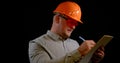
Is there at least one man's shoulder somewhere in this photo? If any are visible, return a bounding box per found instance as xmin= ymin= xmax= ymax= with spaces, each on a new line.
xmin=32 ymin=34 xmax=47 ymax=41
xmin=29 ymin=33 xmax=48 ymax=45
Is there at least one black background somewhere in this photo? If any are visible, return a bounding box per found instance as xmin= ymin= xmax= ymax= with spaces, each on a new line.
xmin=24 ymin=0 xmax=120 ymax=63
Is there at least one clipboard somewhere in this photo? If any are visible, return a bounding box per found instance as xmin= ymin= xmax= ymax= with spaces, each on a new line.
xmin=79 ymin=35 xmax=113 ymax=63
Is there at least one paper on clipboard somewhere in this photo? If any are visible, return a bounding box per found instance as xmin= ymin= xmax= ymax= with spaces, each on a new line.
xmin=79 ymin=35 xmax=113 ymax=63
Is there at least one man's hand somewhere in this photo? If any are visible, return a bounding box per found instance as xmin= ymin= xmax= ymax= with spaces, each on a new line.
xmin=91 ymin=46 xmax=105 ymax=63
xmin=78 ymin=40 xmax=96 ymax=56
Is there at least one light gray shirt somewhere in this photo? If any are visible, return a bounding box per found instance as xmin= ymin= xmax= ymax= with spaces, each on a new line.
xmin=28 ymin=30 xmax=83 ymax=63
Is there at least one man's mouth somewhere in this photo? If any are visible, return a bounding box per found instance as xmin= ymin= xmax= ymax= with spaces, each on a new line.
xmin=67 ymin=29 xmax=73 ymax=33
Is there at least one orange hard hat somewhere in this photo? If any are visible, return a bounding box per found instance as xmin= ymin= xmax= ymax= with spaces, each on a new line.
xmin=53 ymin=1 xmax=83 ymax=23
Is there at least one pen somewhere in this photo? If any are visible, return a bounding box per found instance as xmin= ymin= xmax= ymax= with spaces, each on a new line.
xmin=79 ymin=36 xmax=85 ymax=41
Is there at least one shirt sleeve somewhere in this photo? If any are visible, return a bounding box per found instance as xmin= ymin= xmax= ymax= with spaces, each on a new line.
xmin=65 ymin=49 xmax=83 ymax=63
xmin=29 ymin=41 xmax=83 ymax=63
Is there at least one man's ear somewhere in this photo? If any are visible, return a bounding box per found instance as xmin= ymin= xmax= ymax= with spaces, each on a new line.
xmin=54 ymin=14 xmax=60 ymax=23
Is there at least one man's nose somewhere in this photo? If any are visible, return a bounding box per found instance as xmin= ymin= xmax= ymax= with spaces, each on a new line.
xmin=69 ymin=24 xmax=76 ymax=29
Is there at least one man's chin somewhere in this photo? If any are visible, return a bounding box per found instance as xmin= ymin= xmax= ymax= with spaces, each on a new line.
xmin=62 ymin=34 xmax=70 ymax=39
xmin=66 ymin=33 xmax=71 ymax=38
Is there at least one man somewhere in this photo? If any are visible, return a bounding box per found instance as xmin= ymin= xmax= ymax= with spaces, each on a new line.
xmin=28 ymin=1 xmax=104 ymax=63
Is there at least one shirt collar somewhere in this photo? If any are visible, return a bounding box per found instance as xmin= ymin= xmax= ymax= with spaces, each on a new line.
xmin=46 ymin=30 xmax=64 ymax=41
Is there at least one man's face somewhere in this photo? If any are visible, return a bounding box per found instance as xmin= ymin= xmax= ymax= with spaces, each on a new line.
xmin=58 ymin=15 xmax=78 ymax=38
